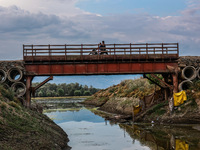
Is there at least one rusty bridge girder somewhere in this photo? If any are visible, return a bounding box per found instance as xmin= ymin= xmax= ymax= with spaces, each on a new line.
xmin=25 ymin=62 xmax=178 ymax=76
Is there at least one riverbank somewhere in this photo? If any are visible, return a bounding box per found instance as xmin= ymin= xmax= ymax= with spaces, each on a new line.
xmin=82 ymin=78 xmax=200 ymax=124
xmin=39 ymin=96 xmax=200 ymax=150
xmin=32 ymin=96 xmax=90 ymax=100
xmin=0 ymin=86 xmax=71 ymax=150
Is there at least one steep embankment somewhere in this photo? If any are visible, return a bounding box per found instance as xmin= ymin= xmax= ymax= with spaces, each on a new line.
xmin=83 ymin=78 xmax=156 ymax=117
xmin=0 ymin=86 xmax=70 ymax=150
xmin=83 ymin=78 xmax=200 ymax=124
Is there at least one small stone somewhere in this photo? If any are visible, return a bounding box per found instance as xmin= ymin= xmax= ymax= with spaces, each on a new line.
xmin=178 ymin=107 xmax=181 ymax=111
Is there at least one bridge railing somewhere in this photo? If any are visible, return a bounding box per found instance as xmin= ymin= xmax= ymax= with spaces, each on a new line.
xmin=23 ymin=43 xmax=179 ymax=61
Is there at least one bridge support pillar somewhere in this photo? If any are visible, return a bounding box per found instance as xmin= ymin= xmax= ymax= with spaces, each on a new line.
xmin=164 ymin=88 xmax=169 ymax=101
xmin=25 ymin=76 xmax=34 ymax=107
xmin=172 ymin=74 xmax=178 ymax=93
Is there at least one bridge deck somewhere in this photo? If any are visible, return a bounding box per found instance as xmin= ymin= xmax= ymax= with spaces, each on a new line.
xmin=24 ymin=54 xmax=178 ymax=63
xmin=23 ymin=43 xmax=179 ymax=75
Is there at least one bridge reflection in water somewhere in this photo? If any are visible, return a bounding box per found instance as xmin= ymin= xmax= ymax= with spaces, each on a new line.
xmin=119 ymin=124 xmax=200 ymax=150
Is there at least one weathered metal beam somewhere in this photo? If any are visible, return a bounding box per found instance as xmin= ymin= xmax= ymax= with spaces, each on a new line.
xmin=32 ymin=76 xmax=53 ymax=97
xmin=150 ymin=74 xmax=173 ymax=90
xmin=25 ymin=76 xmax=34 ymax=107
xmin=172 ymin=74 xmax=178 ymax=93
xmin=143 ymin=74 xmax=166 ymax=89
xmin=25 ymin=62 xmax=178 ymax=76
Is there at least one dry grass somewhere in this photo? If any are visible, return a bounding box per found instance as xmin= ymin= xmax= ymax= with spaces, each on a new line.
xmin=94 ymin=78 xmax=155 ymax=100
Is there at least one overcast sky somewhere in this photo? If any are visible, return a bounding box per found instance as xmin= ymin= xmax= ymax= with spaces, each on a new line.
xmin=1 ymin=0 xmax=200 ymax=88
xmin=0 ymin=0 xmax=200 ymax=60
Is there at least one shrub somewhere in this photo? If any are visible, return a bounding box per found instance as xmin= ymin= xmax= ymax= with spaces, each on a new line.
xmin=8 ymin=101 xmax=21 ymax=110
xmin=146 ymin=74 xmax=163 ymax=85
xmin=120 ymin=80 xmax=126 ymax=86
xmin=109 ymin=87 xmax=115 ymax=93
xmin=147 ymin=101 xmax=168 ymax=115
xmin=0 ymin=86 xmax=15 ymax=101
xmin=83 ymin=91 xmax=91 ymax=96
xmin=58 ymin=88 xmax=65 ymax=96
xmin=0 ymin=102 xmax=7 ymax=110
xmin=74 ymin=90 xmax=81 ymax=96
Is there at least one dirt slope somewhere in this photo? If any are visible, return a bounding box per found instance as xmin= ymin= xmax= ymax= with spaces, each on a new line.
xmin=0 ymin=86 xmax=71 ymax=150
xmin=83 ymin=78 xmax=200 ymax=124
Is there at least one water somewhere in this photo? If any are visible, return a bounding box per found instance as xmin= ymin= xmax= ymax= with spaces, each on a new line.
xmin=36 ymin=98 xmax=200 ymax=150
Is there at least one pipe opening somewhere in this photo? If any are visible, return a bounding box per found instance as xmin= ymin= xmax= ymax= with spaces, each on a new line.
xmin=181 ymin=66 xmax=197 ymax=80
xmin=0 ymin=69 xmax=7 ymax=83
xmin=178 ymin=80 xmax=193 ymax=91
xmin=8 ymin=67 xmax=23 ymax=82
xmin=11 ymin=82 xmax=26 ymax=97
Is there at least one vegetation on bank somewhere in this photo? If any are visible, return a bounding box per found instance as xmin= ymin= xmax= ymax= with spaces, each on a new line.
xmin=83 ymin=78 xmax=157 ymax=114
xmin=88 ymin=78 xmax=156 ymax=100
xmin=0 ymin=85 xmax=70 ymax=150
xmin=83 ymin=78 xmax=200 ymax=124
xmin=32 ymin=82 xmax=100 ymax=97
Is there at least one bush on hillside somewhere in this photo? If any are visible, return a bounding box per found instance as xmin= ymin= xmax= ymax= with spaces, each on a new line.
xmin=0 ymin=85 xmax=18 ymax=103
xmin=93 ymin=78 xmax=156 ymax=100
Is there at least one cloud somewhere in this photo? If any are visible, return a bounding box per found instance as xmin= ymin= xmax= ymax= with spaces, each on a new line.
xmin=0 ymin=0 xmax=85 ymax=16
xmin=0 ymin=0 xmax=200 ymax=60
xmin=0 ymin=6 xmax=60 ymax=34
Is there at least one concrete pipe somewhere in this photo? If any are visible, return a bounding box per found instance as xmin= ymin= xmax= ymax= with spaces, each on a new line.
xmin=2 ymin=83 xmax=10 ymax=89
xmin=178 ymin=80 xmax=193 ymax=91
xmin=11 ymin=82 xmax=26 ymax=97
xmin=0 ymin=69 xmax=7 ymax=83
xmin=181 ymin=66 xmax=197 ymax=80
xmin=197 ymin=68 xmax=200 ymax=79
xmin=8 ymin=67 xmax=23 ymax=82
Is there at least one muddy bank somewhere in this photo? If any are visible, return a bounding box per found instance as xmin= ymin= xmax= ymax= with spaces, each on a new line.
xmin=0 ymin=86 xmax=71 ymax=150
xmin=82 ymin=78 xmax=200 ymax=124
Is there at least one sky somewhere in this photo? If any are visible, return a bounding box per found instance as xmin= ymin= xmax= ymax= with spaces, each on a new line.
xmin=0 ymin=0 xmax=200 ymax=88
xmin=33 ymin=75 xmax=141 ymax=89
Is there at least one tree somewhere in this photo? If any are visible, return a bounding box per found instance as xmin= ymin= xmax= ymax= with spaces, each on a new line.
xmin=38 ymin=91 xmax=44 ymax=97
xmin=46 ymin=89 xmax=52 ymax=97
xmin=69 ymin=89 xmax=75 ymax=96
xmin=46 ymin=92 xmax=51 ymax=97
xmin=51 ymin=90 xmax=57 ymax=97
xmin=83 ymin=91 xmax=91 ymax=96
xmin=58 ymin=88 xmax=64 ymax=96
xmin=74 ymin=90 xmax=81 ymax=96
xmin=32 ymin=82 xmax=100 ymax=97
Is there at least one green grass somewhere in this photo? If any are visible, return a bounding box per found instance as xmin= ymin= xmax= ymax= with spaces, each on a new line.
xmin=99 ymin=96 xmax=109 ymax=102
xmin=120 ymin=99 xmax=133 ymax=107
xmin=154 ymin=109 xmax=166 ymax=115
xmin=0 ymin=85 xmax=15 ymax=101
xmin=0 ymin=145 xmax=13 ymax=150
xmin=0 ymin=101 xmax=7 ymax=110
xmin=84 ymin=96 xmax=94 ymax=101
xmin=109 ymin=87 xmax=115 ymax=93
xmin=147 ymin=101 xmax=168 ymax=115
xmin=8 ymin=101 xmax=21 ymax=110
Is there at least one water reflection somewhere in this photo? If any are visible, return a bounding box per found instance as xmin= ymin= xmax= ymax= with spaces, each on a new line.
xmin=36 ymin=97 xmax=85 ymax=110
xmin=119 ymin=124 xmax=200 ymax=150
xmin=37 ymin=98 xmax=200 ymax=150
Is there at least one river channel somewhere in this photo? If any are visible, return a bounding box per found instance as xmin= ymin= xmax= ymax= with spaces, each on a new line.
xmin=35 ymin=98 xmax=200 ymax=150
